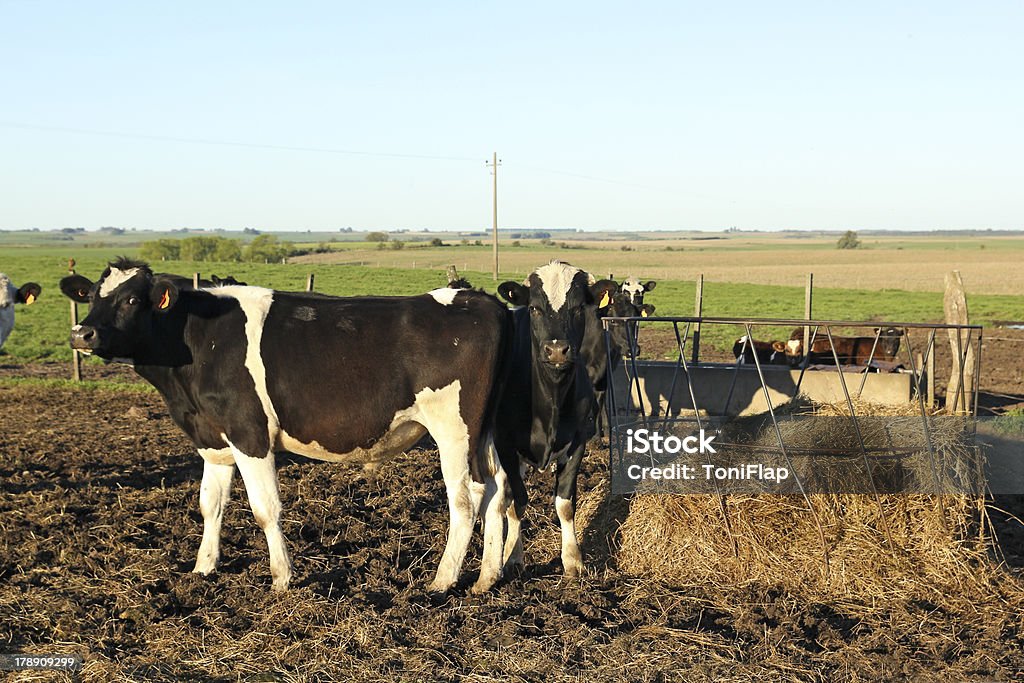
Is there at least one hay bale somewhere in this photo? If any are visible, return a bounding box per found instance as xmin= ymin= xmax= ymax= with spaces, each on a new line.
xmin=609 ymin=400 xmax=1007 ymax=600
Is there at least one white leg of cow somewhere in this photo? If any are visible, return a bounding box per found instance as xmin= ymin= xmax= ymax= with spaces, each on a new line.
xmin=193 ymin=458 xmax=236 ymax=576
xmin=556 ymin=495 xmax=584 ymax=577
xmin=429 ymin=439 xmax=477 ymax=594
xmin=503 ymin=460 xmax=528 ymax=569
xmin=230 ymin=446 xmax=292 ymax=591
xmin=472 ymin=438 xmax=507 ymax=594
xmin=502 ymin=498 xmax=524 ymax=568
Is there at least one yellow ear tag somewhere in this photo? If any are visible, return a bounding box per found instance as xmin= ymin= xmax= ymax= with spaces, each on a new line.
xmin=25 ymin=293 xmax=35 ymax=305
xmin=158 ymin=290 xmax=171 ymax=309
xmin=641 ymin=309 xmax=649 ymax=317
xmin=599 ymin=291 xmax=610 ymax=308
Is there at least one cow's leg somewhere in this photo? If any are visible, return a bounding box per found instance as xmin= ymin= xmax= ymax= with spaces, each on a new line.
xmin=472 ymin=435 xmax=507 ymax=593
xmin=193 ymin=454 xmax=235 ymax=576
xmin=502 ymin=461 xmax=529 ymax=570
xmin=554 ymin=440 xmax=586 ymax=577
xmin=429 ymin=434 xmax=477 ymax=593
xmin=229 ymin=446 xmax=292 ymax=591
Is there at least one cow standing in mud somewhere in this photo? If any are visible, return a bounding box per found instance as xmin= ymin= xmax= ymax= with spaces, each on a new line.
xmin=61 ymin=259 xmax=510 ymax=593
xmin=495 ymin=260 xmax=613 ymax=577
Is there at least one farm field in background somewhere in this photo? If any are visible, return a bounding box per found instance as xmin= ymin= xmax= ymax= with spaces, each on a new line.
xmin=2 ymin=239 xmax=1024 ymax=364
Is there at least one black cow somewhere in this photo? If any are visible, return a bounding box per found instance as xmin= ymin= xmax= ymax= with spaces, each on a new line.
xmin=495 ymin=260 xmax=607 ymax=577
xmin=731 ymin=336 xmax=789 ymax=366
xmin=60 ymin=259 xmax=510 ymax=593
xmin=0 ymin=273 xmax=41 ymax=351
xmin=590 ymin=283 xmax=655 ymax=438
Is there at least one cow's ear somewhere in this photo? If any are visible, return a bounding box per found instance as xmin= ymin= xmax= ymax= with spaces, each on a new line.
xmin=150 ymin=279 xmax=180 ymax=313
xmin=641 ymin=304 xmax=656 ymax=318
xmin=59 ymin=275 xmax=93 ymax=303
xmin=498 ymin=281 xmax=528 ymax=306
xmin=590 ymin=279 xmax=619 ymax=310
xmin=644 ymin=281 xmax=657 ymax=292
xmin=772 ymin=341 xmax=787 ymax=352
xmin=16 ymin=282 xmax=42 ymax=305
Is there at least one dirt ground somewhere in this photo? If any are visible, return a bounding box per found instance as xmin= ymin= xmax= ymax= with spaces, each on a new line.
xmin=1 ymin=383 xmax=1023 ymax=682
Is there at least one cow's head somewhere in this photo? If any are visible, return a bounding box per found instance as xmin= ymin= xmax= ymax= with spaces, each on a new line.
xmin=59 ymin=259 xmax=180 ymax=360
xmin=602 ymin=290 xmax=653 ymax=360
xmin=621 ymin=277 xmax=656 ymax=305
xmin=15 ymin=282 xmax=41 ymax=306
xmin=0 ymin=275 xmax=41 ymax=308
xmin=499 ymin=260 xmax=597 ymax=373
xmin=875 ymin=327 xmax=904 ymax=358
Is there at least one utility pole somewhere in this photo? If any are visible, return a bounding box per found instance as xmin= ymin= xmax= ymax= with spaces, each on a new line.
xmin=486 ymin=152 xmax=501 ymax=280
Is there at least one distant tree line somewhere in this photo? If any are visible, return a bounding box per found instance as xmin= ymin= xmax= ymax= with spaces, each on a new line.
xmin=139 ymin=235 xmax=298 ymax=263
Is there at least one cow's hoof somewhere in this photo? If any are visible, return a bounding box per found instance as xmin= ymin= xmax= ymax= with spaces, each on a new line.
xmin=470 ymin=572 xmax=501 ymax=594
xmin=427 ymin=578 xmax=454 ymax=595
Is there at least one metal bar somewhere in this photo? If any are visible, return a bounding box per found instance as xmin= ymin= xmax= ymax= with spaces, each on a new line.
xmin=691 ymin=274 xmax=703 ymax=365
xmin=603 ymin=315 xmax=981 ymax=331
xmin=794 ymin=325 xmax=820 ymax=396
xmin=855 ymin=327 xmax=883 ymax=398
xmin=823 ymin=325 xmax=896 ymax=551
xmin=745 ymin=322 xmax=830 ymax=572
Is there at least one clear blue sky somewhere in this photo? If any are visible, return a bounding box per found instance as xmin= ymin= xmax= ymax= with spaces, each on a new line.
xmin=1 ymin=1 xmax=1021 ymax=231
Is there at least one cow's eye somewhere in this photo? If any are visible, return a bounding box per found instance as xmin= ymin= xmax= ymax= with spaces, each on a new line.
xmin=128 ymin=296 xmax=140 ymax=306
xmin=529 ymin=306 xmax=542 ymax=317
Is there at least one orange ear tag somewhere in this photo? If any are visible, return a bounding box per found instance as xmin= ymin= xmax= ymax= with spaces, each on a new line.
xmin=158 ymin=290 xmax=171 ymax=309
xmin=599 ymin=291 xmax=610 ymax=308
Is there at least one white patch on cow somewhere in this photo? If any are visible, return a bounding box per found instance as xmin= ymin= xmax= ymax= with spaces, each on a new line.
xmin=786 ymin=339 xmax=802 ymax=355
xmin=621 ymin=277 xmax=645 ymax=301
xmin=198 ymin=447 xmax=235 ymax=466
xmin=221 ymin=433 xmax=292 ymax=590
xmin=428 ymin=287 xmax=460 ymax=306
xmin=0 ymin=276 xmax=15 ymax=349
xmin=534 ymin=260 xmax=583 ymax=312
xmin=0 ymin=274 xmax=13 ymax=308
xmin=472 ymin=432 xmax=507 ymax=594
xmin=0 ymin=307 xmax=12 ymax=350
xmin=193 ymin=458 xmax=236 ymax=575
xmin=99 ymin=267 xmax=140 ymax=298
xmin=207 ymin=286 xmax=280 ymax=446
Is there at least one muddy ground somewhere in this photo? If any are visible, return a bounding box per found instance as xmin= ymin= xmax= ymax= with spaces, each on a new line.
xmin=1 ymin=383 xmax=1023 ymax=682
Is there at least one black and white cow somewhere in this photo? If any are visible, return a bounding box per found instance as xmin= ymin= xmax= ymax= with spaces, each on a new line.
xmin=620 ymin=276 xmax=656 ymax=306
xmin=495 ymin=260 xmax=609 ymax=577
xmin=588 ymin=282 xmax=655 ymax=439
xmin=0 ymin=273 xmax=41 ymax=351
xmin=60 ymin=259 xmax=511 ymax=593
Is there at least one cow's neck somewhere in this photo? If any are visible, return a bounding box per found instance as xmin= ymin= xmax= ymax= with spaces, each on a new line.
xmin=529 ymin=358 xmax=581 ymax=469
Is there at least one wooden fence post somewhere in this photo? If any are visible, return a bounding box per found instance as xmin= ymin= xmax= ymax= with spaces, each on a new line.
xmin=193 ymin=272 xmax=200 ymax=289
xmin=944 ymin=271 xmax=975 ymax=414
xmin=306 ymin=273 xmax=315 ymax=292
xmin=804 ymin=273 xmax=814 ymax=358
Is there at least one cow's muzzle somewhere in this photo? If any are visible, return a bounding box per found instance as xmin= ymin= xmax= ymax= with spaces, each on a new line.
xmin=69 ymin=324 xmax=100 ymax=353
xmin=542 ymin=340 xmax=574 ymax=369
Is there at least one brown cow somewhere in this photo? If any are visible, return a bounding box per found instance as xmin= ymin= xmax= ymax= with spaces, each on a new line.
xmin=783 ymin=327 xmax=904 ymax=366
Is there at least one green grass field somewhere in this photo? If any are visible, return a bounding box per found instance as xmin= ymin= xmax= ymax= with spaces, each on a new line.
xmin=2 ymin=237 xmax=1024 ymax=368
xmin=3 ymin=241 xmax=1023 ymax=365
